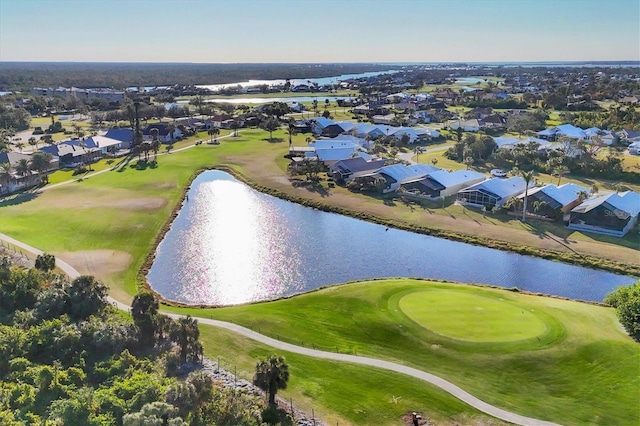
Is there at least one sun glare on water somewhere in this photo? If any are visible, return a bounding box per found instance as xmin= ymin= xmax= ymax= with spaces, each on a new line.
xmin=175 ymin=179 xmax=301 ymax=305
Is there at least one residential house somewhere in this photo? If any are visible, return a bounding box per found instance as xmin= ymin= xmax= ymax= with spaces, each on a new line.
xmin=374 ymin=163 xmax=440 ymax=193
xmin=519 ymin=183 xmax=588 ymax=220
xmin=372 ymin=114 xmax=396 ymax=125
xmin=482 ymin=113 xmax=507 ymax=129
xmin=493 ymin=136 xmax=552 ymax=150
xmin=73 ymin=136 xmax=123 ymax=155
xmin=0 ymin=152 xmax=58 ymax=195
xmin=329 ymin=157 xmax=386 ymax=183
xmin=401 ymin=169 xmax=485 ymax=199
xmin=321 ymin=121 xmax=357 ymax=138
xmin=465 ymin=107 xmax=494 ymax=119
xmin=456 ymin=176 xmax=528 ymax=210
xmin=352 ymin=104 xmax=371 ymax=115
xmin=449 ymin=119 xmax=483 ymax=132
xmin=309 ymin=147 xmax=360 ymax=166
xmin=568 ymin=191 xmax=640 ymax=237
xmin=350 ymin=123 xmax=386 ymax=139
xmin=628 ymin=141 xmax=640 ymax=155
xmin=537 ymin=124 xmax=586 ymax=141
xmin=142 ymin=123 xmax=183 ymax=143
xmin=104 ymin=128 xmax=134 ymax=149
xmin=210 ymin=114 xmax=233 ymax=128
xmin=40 ymin=143 xmax=101 ymax=168
xmin=389 ymin=127 xmax=422 ymax=144
xmin=317 ymin=135 xmax=372 ymax=151
xmin=616 ymin=129 xmax=640 ymax=144
xmin=584 ymin=127 xmax=617 ymax=146
xmin=310 ymin=117 xmax=336 ymax=135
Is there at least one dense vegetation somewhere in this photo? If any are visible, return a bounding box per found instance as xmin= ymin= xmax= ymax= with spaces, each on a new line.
xmin=605 ymin=281 xmax=640 ymax=342
xmin=0 ymin=63 xmax=397 ymax=91
xmin=0 ymin=257 xmax=272 ymax=425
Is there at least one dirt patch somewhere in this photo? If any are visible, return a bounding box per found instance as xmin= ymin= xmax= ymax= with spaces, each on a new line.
xmin=41 ymin=188 xmax=167 ymax=211
xmin=54 ymin=249 xmax=132 ymax=279
xmin=80 ymin=197 xmax=167 ymax=210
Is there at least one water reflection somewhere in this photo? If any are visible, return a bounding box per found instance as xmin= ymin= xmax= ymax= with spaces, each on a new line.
xmin=147 ymin=171 xmax=636 ymax=306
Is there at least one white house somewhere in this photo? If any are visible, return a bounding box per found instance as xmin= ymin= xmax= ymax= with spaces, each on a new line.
xmin=372 ymin=114 xmax=396 ymax=125
xmin=456 ymin=176 xmax=528 ymax=209
xmin=628 ymin=141 xmax=640 ymax=155
xmin=450 ymin=119 xmax=483 ymax=132
xmin=402 ymin=169 xmax=485 ymax=199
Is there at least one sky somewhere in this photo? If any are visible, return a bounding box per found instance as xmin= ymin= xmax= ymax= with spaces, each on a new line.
xmin=1 ymin=0 xmax=639 ymax=63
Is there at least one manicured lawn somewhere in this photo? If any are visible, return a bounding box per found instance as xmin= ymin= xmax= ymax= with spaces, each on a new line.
xmin=199 ymin=323 xmax=501 ymax=426
xmin=398 ymin=289 xmax=547 ymax=342
xmin=174 ymin=279 xmax=639 ymax=426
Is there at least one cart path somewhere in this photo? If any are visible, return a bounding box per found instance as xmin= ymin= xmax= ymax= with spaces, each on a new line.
xmin=0 ymin=232 xmax=560 ymax=426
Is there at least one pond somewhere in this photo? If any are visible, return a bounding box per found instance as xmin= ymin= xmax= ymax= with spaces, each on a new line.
xmin=147 ymin=171 xmax=636 ymax=306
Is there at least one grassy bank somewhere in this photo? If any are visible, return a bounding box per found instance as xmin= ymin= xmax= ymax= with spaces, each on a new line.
xmin=178 ymin=279 xmax=640 ymax=425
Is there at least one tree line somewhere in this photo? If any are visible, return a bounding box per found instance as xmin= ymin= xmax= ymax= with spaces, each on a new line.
xmin=0 ymin=63 xmax=396 ymax=91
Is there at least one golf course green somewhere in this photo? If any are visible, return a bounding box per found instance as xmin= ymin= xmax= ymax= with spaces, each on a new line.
xmin=398 ymin=289 xmax=548 ymax=342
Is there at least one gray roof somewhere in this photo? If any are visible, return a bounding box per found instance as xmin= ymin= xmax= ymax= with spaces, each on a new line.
xmin=461 ymin=176 xmax=528 ymax=199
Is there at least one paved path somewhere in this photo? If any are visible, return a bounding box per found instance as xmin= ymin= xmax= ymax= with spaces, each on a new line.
xmin=0 ymin=234 xmax=560 ymax=426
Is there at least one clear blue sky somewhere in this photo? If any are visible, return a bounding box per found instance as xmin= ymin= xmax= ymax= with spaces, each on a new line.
xmin=1 ymin=0 xmax=638 ymax=63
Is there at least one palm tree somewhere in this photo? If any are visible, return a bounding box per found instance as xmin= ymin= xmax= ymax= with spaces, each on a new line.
xmin=15 ymin=158 xmax=30 ymax=178
xmin=413 ymin=146 xmax=423 ymax=163
xmin=166 ymin=123 xmax=176 ymax=142
xmin=150 ymin=128 xmax=160 ymax=160
xmin=207 ymin=127 xmax=219 ymax=144
xmin=514 ymin=168 xmax=535 ymax=222
xmin=577 ymin=190 xmax=589 ymax=202
xmin=28 ymin=136 xmax=37 ymax=150
xmin=253 ymin=355 xmax=289 ymax=407
xmin=15 ymin=142 xmax=25 ymax=152
xmin=532 ymin=200 xmax=547 ymax=215
xmin=170 ymin=315 xmax=202 ymax=365
xmin=30 ymin=152 xmax=53 ymax=184
xmin=0 ymin=162 xmax=13 ymax=193
xmin=431 ymin=157 xmax=438 ymax=167
xmin=553 ymin=166 xmax=570 ymax=186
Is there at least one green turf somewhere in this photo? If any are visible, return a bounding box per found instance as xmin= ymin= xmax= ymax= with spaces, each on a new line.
xmin=169 ymin=279 xmax=639 ymax=425
xmin=398 ymin=289 xmax=547 ymax=342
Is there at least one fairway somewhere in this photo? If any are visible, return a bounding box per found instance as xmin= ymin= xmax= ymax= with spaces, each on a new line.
xmin=398 ymin=290 xmax=548 ymax=342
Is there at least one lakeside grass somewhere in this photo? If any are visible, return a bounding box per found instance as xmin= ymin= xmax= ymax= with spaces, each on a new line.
xmin=176 ymin=279 xmax=640 ymax=426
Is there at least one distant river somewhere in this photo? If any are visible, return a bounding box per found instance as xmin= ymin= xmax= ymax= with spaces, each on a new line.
xmin=195 ymin=70 xmax=399 ymax=92
xmin=198 ymin=96 xmax=352 ymax=105
xmin=147 ymin=171 xmax=636 ymax=306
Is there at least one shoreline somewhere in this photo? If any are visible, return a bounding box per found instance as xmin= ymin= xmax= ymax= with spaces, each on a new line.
xmin=137 ymin=166 xmax=637 ymax=310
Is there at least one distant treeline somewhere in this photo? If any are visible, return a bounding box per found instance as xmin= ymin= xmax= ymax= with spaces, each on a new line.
xmin=0 ymin=62 xmax=398 ymax=91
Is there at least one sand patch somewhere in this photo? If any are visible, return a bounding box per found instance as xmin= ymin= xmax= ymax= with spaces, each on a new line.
xmin=55 ymin=249 xmax=133 ymax=279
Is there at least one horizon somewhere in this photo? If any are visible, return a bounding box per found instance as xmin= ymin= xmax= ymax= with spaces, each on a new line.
xmin=1 ymin=60 xmax=639 ymax=65
xmin=1 ymin=0 xmax=639 ymax=63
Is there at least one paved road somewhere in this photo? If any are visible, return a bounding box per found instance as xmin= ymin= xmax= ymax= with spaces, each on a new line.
xmin=0 ymin=232 xmax=561 ymax=426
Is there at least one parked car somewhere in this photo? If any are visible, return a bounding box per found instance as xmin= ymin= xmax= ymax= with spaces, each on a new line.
xmin=491 ymin=169 xmax=507 ymax=178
